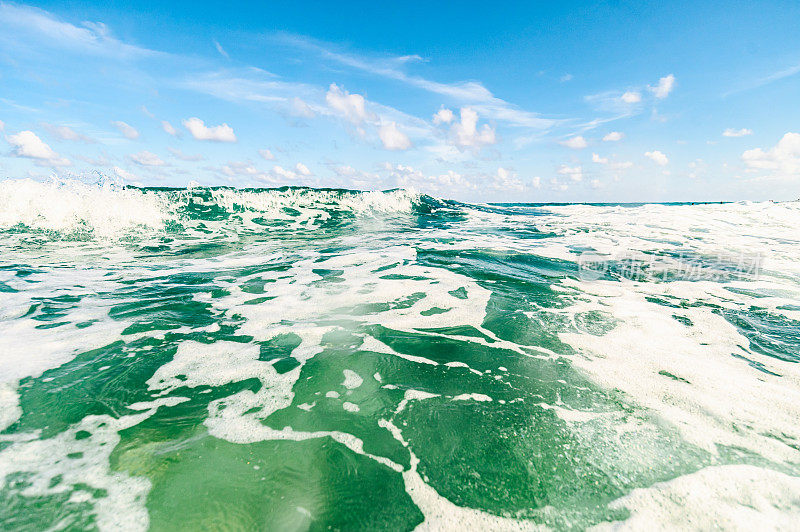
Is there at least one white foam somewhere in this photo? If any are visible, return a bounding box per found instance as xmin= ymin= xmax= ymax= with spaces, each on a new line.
xmin=0 ymin=410 xmax=169 ymax=532
xmin=343 ymin=402 xmax=360 ymax=412
xmin=594 ymin=465 xmax=800 ymax=531
xmin=559 ymin=284 xmax=800 ymax=463
xmin=452 ymin=393 xmax=492 ymax=402
xmin=342 ymin=369 xmax=363 ymax=389
xmin=0 ymin=178 xmax=170 ymax=237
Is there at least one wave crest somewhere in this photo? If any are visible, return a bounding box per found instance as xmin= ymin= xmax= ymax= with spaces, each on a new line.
xmin=0 ymin=178 xmax=427 ymax=238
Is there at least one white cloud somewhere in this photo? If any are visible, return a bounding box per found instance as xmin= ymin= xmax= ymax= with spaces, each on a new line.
xmin=6 ymin=130 xmax=70 ymax=166
xmin=723 ymin=128 xmax=753 ymax=138
xmin=432 ymin=108 xmax=454 ymax=125
xmin=603 ymin=131 xmax=624 ymax=142
xmin=450 ymin=107 xmax=496 ymax=148
xmin=558 ymin=164 xmax=583 ymax=182
xmin=162 ymin=121 xmax=178 ymax=136
xmin=379 ymin=122 xmax=412 ymax=150
xmin=259 ymin=149 xmax=275 ymax=160
xmin=43 ymin=123 xmax=93 ymax=142
xmin=295 ymin=162 xmax=311 ymax=176
xmin=326 ymin=84 xmax=372 ymax=124
xmin=291 ymin=97 xmax=316 ymax=118
xmin=591 ymin=152 xmax=633 ymax=171
xmin=493 ymin=167 xmax=524 ymax=191
xmin=621 ymin=91 xmax=642 ymax=103
xmin=687 ymin=158 xmax=707 ymax=179
xmin=281 ymin=35 xmax=557 ymax=130
xmin=560 ymin=74 xmax=573 ymax=82
xmin=531 ymin=176 xmax=541 ymax=189
xmin=167 ymin=147 xmax=203 ymax=161
xmin=129 ymin=150 xmax=165 ymax=166
xmin=111 ymin=120 xmax=139 ymax=140
xmin=650 ymin=74 xmax=676 ymax=99
xmin=272 ymin=165 xmax=296 ymax=180
xmin=560 ymin=136 xmax=588 ymax=149
xmin=741 ymin=132 xmax=800 ymax=179
xmin=0 ymin=3 xmax=156 ymax=59
xmin=113 ymin=166 xmax=138 ymax=182
xmin=182 ymin=117 xmax=237 ymax=142
xmin=0 ymin=120 xmax=5 ymax=131
xmin=645 ymin=150 xmax=669 ymax=166
xmin=214 ymin=40 xmax=229 ymax=59
xmin=221 ymin=161 xmax=261 ymax=177
xmin=591 ymin=179 xmax=602 ymax=189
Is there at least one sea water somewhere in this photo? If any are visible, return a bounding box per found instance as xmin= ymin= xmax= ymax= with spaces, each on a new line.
xmin=1 ymin=177 xmax=799 ymax=530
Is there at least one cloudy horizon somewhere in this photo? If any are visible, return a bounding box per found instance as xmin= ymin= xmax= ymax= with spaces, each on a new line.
xmin=1 ymin=1 xmax=799 ymax=202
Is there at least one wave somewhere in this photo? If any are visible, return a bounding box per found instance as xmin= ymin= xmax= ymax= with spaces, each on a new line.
xmin=0 ymin=177 xmax=435 ymax=239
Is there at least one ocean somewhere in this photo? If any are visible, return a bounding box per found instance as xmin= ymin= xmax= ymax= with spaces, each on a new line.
xmin=1 ymin=177 xmax=799 ymax=530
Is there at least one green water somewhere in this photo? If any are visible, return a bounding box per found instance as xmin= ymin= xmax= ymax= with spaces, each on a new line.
xmin=2 ymin=181 xmax=800 ymax=530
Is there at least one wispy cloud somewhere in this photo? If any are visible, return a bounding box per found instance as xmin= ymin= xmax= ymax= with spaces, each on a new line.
xmin=0 ymin=2 xmax=157 ymax=59
xmin=724 ymin=61 xmax=800 ymax=97
xmin=214 ymin=40 xmax=230 ymax=59
xmin=273 ymin=33 xmax=558 ymax=130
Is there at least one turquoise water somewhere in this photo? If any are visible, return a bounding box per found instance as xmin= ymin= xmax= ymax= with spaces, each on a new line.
xmin=1 ymin=179 xmax=800 ymax=530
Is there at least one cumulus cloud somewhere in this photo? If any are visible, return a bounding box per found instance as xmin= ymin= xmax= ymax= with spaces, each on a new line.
xmin=645 ymin=150 xmax=669 ymax=166
xmin=259 ymin=149 xmax=275 ymax=160
xmin=531 ymin=176 xmax=541 ymax=189
xmin=326 ymin=84 xmax=372 ymax=124
xmin=129 ymin=150 xmax=166 ymax=166
xmin=111 ymin=120 xmax=139 ymax=140
xmin=741 ymin=132 xmax=800 ymax=179
xmin=6 ymin=130 xmax=70 ymax=166
xmin=162 ymin=121 xmax=178 ymax=136
xmin=450 ymin=107 xmax=496 ymax=148
xmin=272 ymin=165 xmax=297 ymax=180
xmin=379 ymin=121 xmax=412 ymax=150
xmin=603 ymin=131 xmax=624 ymax=142
xmin=432 ymin=108 xmax=454 ymax=125
xmin=621 ymin=91 xmax=642 ymax=103
xmin=113 ymin=166 xmax=138 ymax=182
xmin=558 ymin=164 xmax=583 ymax=182
xmin=493 ymin=167 xmax=524 ymax=191
xmin=182 ymin=117 xmax=237 ymax=142
xmin=592 ymin=153 xmax=634 ymax=173
xmin=650 ymin=74 xmax=676 ymax=99
xmin=295 ymin=162 xmax=311 ymax=176
xmin=560 ymin=136 xmax=588 ymax=149
xmin=221 ymin=161 xmax=261 ymax=177
xmin=723 ymin=128 xmax=753 ymax=138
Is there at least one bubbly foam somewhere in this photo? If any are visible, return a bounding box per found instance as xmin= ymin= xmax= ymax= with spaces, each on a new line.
xmin=0 ymin=178 xmax=170 ymax=237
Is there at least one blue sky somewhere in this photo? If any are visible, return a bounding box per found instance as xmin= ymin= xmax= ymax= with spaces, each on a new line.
xmin=1 ymin=0 xmax=799 ymax=201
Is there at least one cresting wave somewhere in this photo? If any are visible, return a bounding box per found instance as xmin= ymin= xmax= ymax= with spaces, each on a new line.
xmin=1 ymin=177 xmax=800 ymax=530
xmin=0 ymin=177 xmax=429 ymax=238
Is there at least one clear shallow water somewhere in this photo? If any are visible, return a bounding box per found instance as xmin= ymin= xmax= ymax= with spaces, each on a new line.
xmin=1 ymin=178 xmax=800 ymax=530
